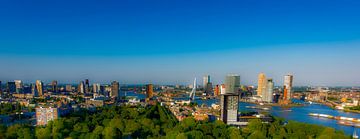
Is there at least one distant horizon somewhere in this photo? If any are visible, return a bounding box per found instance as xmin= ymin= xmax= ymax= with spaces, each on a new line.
xmin=1 ymin=0 xmax=360 ymax=86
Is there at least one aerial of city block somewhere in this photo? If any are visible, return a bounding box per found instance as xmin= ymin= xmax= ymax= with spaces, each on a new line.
xmin=1 ymin=0 xmax=360 ymax=139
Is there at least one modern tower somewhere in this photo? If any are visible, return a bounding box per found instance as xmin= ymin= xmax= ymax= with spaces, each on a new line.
xmin=257 ymin=73 xmax=266 ymax=97
xmin=225 ymin=74 xmax=240 ymax=94
xmin=85 ymin=79 xmax=90 ymax=94
xmin=203 ymin=75 xmax=210 ymax=88
xmin=36 ymin=80 xmax=44 ymax=96
xmin=262 ymin=79 xmax=274 ymax=103
xmin=111 ymin=81 xmax=119 ymax=98
xmin=203 ymin=75 xmax=212 ymax=95
xmin=51 ymin=80 xmax=58 ymax=93
xmin=14 ymin=80 xmax=23 ymax=93
xmin=284 ymin=74 xmax=293 ymax=100
xmin=7 ymin=82 xmax=16 ymax=94
xmin=146 ymin=84 xmax=154 ymax=101
xmin=78 ymin=81 xmax=85 ymax=94
xmin=220 ymin=93 xmax=239 ymax=124
xmin=31 ymin=83 xmax=38 ymax=97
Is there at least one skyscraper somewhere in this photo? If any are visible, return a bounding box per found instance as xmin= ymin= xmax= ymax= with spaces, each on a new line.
xmin=203 ymin=75 xmax=213 ymax=95
xmin=93 ymin=83 xmax=100 ymax=93
xmin=85 ymin=79 xmax=90 ymax=94
xmin=7 ymin=82 xmax=16 ymax=94
xmin=262 ymin=79 xmax=274 ymax=103
xmin=214 ymin=85 xmax=220 ymax=96
xmin=225 ymin=74 xmax=240 ymax=94
xmin=14 ymin=80 xmax=23 ymax=93
xmin=78 ymin=81 xmax=85 ymax=94
xmin=220 ymin=93 xmax=239 ymax=124
xmin=284 ymin=74 xmax=293 ymax=100
xmin=31 ymin=83 xmax=38 ymax=97
xmin=257 ymin=73 xmax=266 ymax=97
xmin=51 ymin=80 xmax=58 ymax=93
xmin=36 ymin=80 xmax=44 ymax=96
xmin=111 ymin=81 xmax=119 ymax=98
xmin=146 ymin=84 xmax=154 ymax=100
xmin=203 ymin=75 xmax=210 ymax=88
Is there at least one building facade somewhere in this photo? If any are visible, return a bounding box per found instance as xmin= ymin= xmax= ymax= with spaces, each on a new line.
xmin=36 ymin=107 xmax=60 ymax=126
xmin=111 ymin=81 xmax=119 ymax=98
xmin=284 ymin=74 xmax=293 ymax=100
xmin=225 ymin=75 xmax=240 ymax=94
xmin=220 ymin=93 xmax=239 ymax=124
xmin=36 ymin=80 xmax=44 ymax=96
xmin=257 ymin=73 xmax=266 ymax=97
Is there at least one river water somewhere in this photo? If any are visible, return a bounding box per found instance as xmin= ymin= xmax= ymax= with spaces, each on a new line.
xmin=123 ymin=92 xmax=358 ymax=135
xmin=195 ymin=99 xmax=359 ymax=135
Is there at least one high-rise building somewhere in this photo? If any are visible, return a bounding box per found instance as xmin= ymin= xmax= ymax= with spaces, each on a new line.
xmin=225 ymin=75 xmax=240 ymax=94
xmin=203 ymin=75 xmax=213 ymax=95
xmin=7 ymin=82 xmax=16 ymax=94
xmin=220 ymin=84 xmax=226 ymax=94
xmin=14 ymin=80 xmax=23 ymax=93
xmin=203 ymin=75 xmax=210 ymax=88
xmin=66 ymin=85 xmax=72 ymax=92
xmin=220 ymin=93 xmax=239 ymax=124
xmin=214 ymin=85 xmax=220 ymax=96
xmin=51 ymin=80 xmax=58 ymax=93
xmin=284 ymin=74 xmax=293 ymax=100
xmin=111 ymin=81 xmax=119 ymax=98
xmin=93 ymin=83 xmax=100 ymax=93
xmin=262 ymin=79 xmax=274 ymax=103
xmin=78 ymin=81 xmax=85 ymax=94
xmin=36 ymin=80 xmax=44 ymax=96
xmin=85 ymin=79 xmax=90 ymax=94
xmin=31 ymin=83 xmax=38 ymax=97
xmin=146 ymin=84 xmax=154 ymax=100
xmin=36 ymin=107 xmax=60 ymax=126
xmin=257 ymin=73 xmax=266 ymax=97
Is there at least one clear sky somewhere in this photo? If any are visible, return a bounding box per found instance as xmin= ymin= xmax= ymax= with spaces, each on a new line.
xmin=0 ymin=0 xmax=360 ymax=86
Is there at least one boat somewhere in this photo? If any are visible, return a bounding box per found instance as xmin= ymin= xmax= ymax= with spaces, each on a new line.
xmin=353 ymin=129 xmax=358 ymax=139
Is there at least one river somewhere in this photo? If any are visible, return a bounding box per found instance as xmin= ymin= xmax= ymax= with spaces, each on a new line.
xmin=123 ymin=91 xmax=358 ymax=135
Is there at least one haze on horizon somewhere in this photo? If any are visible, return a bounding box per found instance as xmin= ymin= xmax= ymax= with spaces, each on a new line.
xmin=0 ymin=0 xmax=360 ymax=86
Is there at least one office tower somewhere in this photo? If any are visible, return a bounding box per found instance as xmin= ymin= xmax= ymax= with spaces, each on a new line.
xmin=214 ymin=85 xmax=220 ymax=96
xmin=78 ymin=81 xmax=85 ymax=94
xmin=7 ymin=82 xmax=16 ymax=94
xmin=36 ymin=107 xmax=60 ymax=126
xmin=225 ymin=74 xmax=240 ymax=94
xmin=203 ymin=75 xmax=210 ymax=89
xmin=93 ymin=83 xmax=100 ymax=93
xmin=66 ymin=85 xmax=72 ymax=92
xmin=257 ymin=73 xmax=266 ymax=97
xmin=262 ymin=79 xmax=274 ymax=103
xmin=85 ymin=79 xmax=90 ymax=94
xmin=111 ymin=81 xmax=119 ymax=98
xmin=14 ymin=80 xmax=23 ymax=93
xmin=51 ymin=80 xmax=58 ymax=93
xmin=284 ymin=74 xmax=293 ymax=100
xmin=220 ymin=93 xmax=239 ymax=124
xmin=36 ymin=80 xmax=44 ymax=96
xmin=220 ymin=84 xmax=226 ymax=94
xmin=203 ymin=75 xmax=213 ymax=95
xmin=31 ymin=84 xmax=38 ymax=97
xmin=146 ymin=84 xmax=154 ymax=100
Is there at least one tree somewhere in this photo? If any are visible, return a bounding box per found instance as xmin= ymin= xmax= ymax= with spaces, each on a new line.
xmin=228 ymin=127 xmax=243 ymax=139
xmin=102 ymin=126 xmax=117 ymax=139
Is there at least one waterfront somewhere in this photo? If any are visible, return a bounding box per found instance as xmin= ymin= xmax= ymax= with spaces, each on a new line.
xmin=197 ymin=99 xmax=359 ymax=135
xmin=124 ymin=91 xmax=359 ymax=135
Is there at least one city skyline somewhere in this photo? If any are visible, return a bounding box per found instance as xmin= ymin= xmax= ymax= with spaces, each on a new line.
xmin=1 ymin=0 xmax=360 ymax=86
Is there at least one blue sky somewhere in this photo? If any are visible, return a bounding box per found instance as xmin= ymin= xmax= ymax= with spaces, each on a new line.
xmin=0 ymin=0 xmax=360 ymax=86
